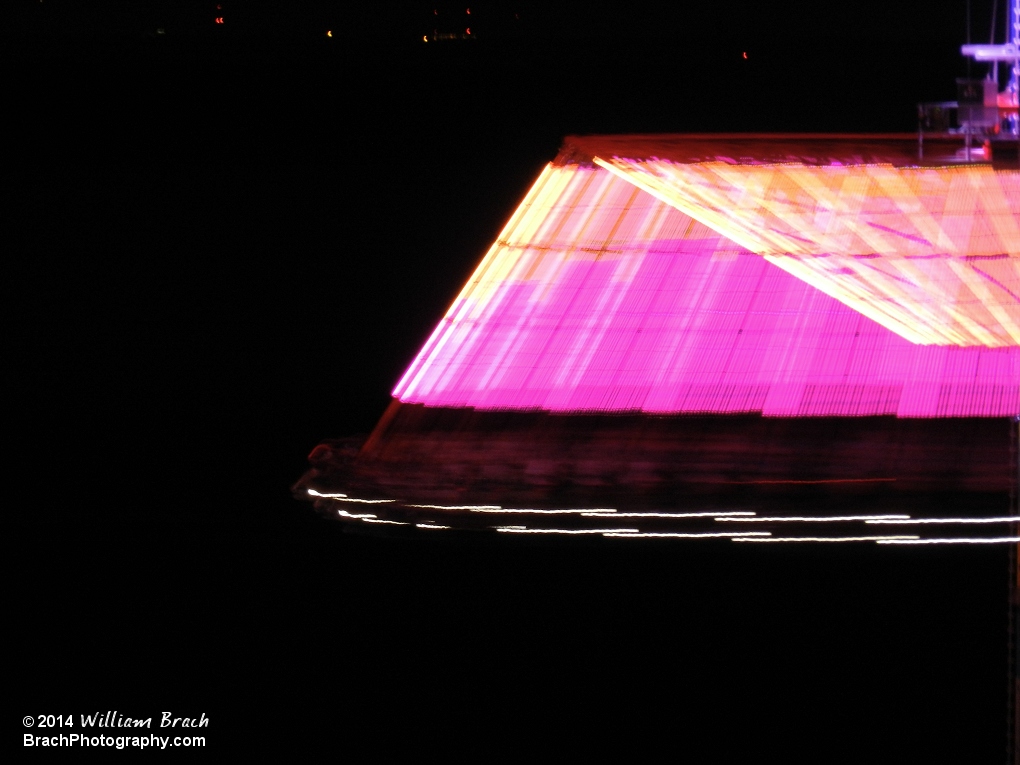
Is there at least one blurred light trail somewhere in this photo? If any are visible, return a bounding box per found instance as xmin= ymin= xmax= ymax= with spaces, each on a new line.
xmin=866 ymin=516 xmax=1020 ymax=524
xmin=877 ymin=537 xmax=1020 ymax=544
xmin=336 ymin=509 xmax=379 ymax=520
xmin=495 ymin=527 xmax=639 ymax=535
xmin=409 ymin=503 xmax=502 ymax=510
xmin=308 ymin=489 xmax=395 ymax=504
xmin=329 ymin=497 xmax=396 ymax=504
xmin=734 ymin=535 xmax=921 ymax=543
xmin=475 ymin=507 xmax=617 ymax=515
xmin=716 ymin=514 xmax=911 ymax=522
xmin=605 ymin=531 xmax=772 ymax=538
xmin=581 ymin=510 xmax=756 ymax=518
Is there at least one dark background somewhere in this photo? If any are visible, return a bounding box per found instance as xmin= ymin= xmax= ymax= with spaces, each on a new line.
xmin=9 ymin=1 xmax=1013 ymax=759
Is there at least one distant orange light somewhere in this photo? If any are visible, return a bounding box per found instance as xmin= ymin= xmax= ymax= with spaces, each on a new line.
xmin=743 ymin=51 xmax=748 ymax=59
xmin=466 ymin=27 xmax=471 ymax=34
xmin=466 ymin=7 xmax=471 ymax=13
xmin=327 ymin=30 xmax=332 ymax=37
xmin=423 ymin=35 xmax=428 ymax=42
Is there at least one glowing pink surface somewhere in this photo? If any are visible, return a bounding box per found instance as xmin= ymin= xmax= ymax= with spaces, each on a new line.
xmin=394 ymin=164 xmax=1020 ymax=416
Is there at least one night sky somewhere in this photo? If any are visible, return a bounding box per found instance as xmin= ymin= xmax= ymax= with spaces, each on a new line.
xmin=10 ymin=2 xmax=1014 ymax=759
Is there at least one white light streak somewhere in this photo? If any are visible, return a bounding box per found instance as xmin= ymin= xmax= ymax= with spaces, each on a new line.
xmin=716 ymin=514 xmax=911 ymax=523
xmin=337 ymin=509 xmax=378 ymax=520
xmin=582 ymin=510 xmax=756 ymax=519
xmin=866 ymin=517 xmax=1020 ymax=525
xmin=416 ymin=523 xmax=452 ymax=529
xmin=495 ymin=527 xmax=639 ymax=535
xmin=307 ymin=488 xmax=396 ymax=504
xmin=361 ymin=518 xmax=409 ymax=526
xmin=733 ymin=535 xmax=920 ymax=543
xmin=307 ymin=489 xmax=347 ymax=498
xmin=409 ymin=503 xmax=502 ymax=510
xmin=734 ymin=534 xmax=926 ymax=542
xmin=605 ymin=531 xmax=772 ymax=538
xmin=474 ymin=507 xmax=617 ymax=515
xmin=877 ymin=537 xmax=1020 ymax=545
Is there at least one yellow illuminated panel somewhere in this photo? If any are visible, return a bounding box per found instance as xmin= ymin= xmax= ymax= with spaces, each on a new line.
xmin=596 ymin=157 xmax=1020 ymax=347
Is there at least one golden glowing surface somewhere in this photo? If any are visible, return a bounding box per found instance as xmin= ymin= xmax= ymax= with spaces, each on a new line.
xmin=596 ymin=157 xmax=1020 ymax=346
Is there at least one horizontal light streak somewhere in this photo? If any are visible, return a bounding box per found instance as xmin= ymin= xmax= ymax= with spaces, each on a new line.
xmin=866 ymin=516 xmax=1020 ymax=524
xmin=877 ymin=537 xmax=1020 ymax=544
xmin=409 ymin=503 xmax=502 ymax=510
xmin=495 ymin=527 xmax=639 ymax=535
xmin=329 ymin=497 xmax=395 ymax=504
xmin=734 ymin=535 xmax=921 ymax=543
xmin=314 ymin=489 xmax=1020 ymax=545
xmin=716 ymin=514 xmax=911 ymax=523
xmin=605 ymin=531 xmax=772 ymax=538
xmin=336 ymin=509 xmax=378 ymax=520
xmin=307 ymin=489 xmax=395 ymax=505
xmin=581 ymin=510 xmax=756 ymax=518
xmin=473 ymin=507 xmax=617 ymax=515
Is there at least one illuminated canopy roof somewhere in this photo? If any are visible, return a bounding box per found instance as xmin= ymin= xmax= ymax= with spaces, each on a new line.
xmin=393 ymin=135 xmax=1020 ymax=417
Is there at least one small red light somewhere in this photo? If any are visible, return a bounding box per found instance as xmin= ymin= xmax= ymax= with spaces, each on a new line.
xmin=466 ymin=8 xmax=471 ymax=14
xmin=466 ymin=27 xmax=471 ymax=35
xmin=215 ymin=16 xmax=223 ymax=24
xmin=742 ymin=51 xmax=748 ymax=59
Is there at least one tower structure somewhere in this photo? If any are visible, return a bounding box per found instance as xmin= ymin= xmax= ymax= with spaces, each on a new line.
xmin=960 ymin=0 xmax=1020 ymax=138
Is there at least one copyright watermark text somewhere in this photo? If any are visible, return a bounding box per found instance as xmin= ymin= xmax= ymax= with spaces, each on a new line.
xmin=23 ymin=712 xmax=208 ymax=749
xmin=25 ymin=733 xmax=205 ymax=749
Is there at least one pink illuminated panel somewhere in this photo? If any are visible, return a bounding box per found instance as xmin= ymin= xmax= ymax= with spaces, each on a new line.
xmin=393 ymin=163 xmax=1020 ymax=417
